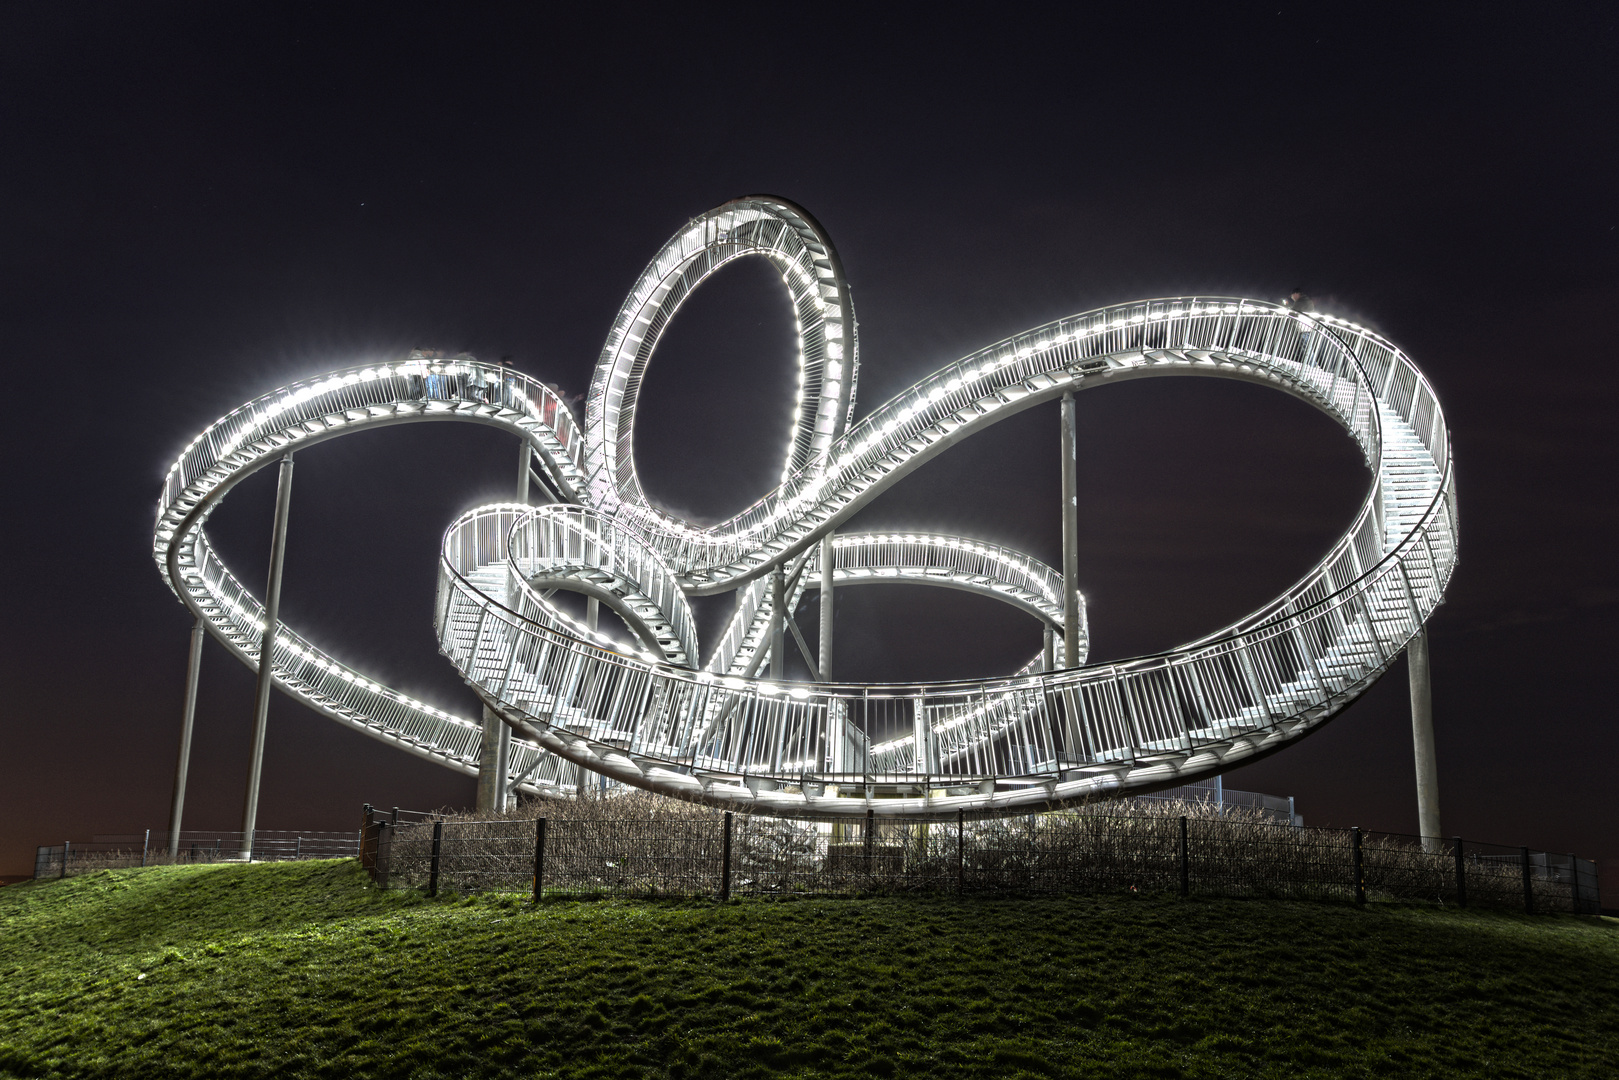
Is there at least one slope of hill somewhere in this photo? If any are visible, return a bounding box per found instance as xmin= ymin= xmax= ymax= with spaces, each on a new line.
xmin=2 ymin=860 xmax=1614 ymax=1078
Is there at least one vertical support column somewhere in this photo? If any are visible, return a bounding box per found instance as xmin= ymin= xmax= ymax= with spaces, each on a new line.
xmin=819 ymin=533 xmax=835 ymax=681
xmin=516 ymin=437 xmax=530 ymax=506
xmin=1453 ymin=836 xmax=1467 ymax=908
xmin=240 ymin=452 xmax=295 ymax=860
xmin=168 ymin=615 xmax=206 ymax=856
xmin=478 ymin=435 xmax=532 ymax=813
xmin=1042 ymin=626 xmax=1055 ymax=673
xmin=477 ymin=707 xmax=504 ymax=813
xmin=587 ymin=598 xmax=599 ymax=632
xmin=769 ymin=565 xmax=786 ymax=681
xmin=1407 ymin=629 xmax=1441 ymax=853
xmin=1060 ymin=391 xmax=1081 ymax=668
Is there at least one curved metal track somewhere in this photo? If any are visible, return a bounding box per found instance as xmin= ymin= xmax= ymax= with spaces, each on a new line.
xmin=154 ymin=195 xmax=1455 ymax=818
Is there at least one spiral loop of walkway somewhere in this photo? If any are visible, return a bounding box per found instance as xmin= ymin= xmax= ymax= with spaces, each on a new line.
xmin=155 ymin=196 xmax=1454 ymax=818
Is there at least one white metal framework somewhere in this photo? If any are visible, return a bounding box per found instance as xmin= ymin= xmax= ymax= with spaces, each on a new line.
xmin=154 ymin=195 xmax=1455 ymax=819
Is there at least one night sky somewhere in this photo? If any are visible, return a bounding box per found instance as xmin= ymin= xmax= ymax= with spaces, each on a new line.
xmin=2 ymin=6 xmax=1614 ymax=886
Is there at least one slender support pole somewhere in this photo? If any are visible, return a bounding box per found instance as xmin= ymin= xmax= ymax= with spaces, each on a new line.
xmin=819 ymin=533 xmax=835 ymax=681
xmin=769 ymin=565 xmax=786 ymax=681
xmin=1407 ymin=629 xmax=1441 ymax=853
xmin=1454 ymin=836 xmax=1467 ymax=908
xmin=1042 ymin=626 xmax=1055 ymax=673
xmin=586 ymin=598 xmax=599 ymax=632
xmin=516 ymin=438 xmax=530 ymax=505
xmin=1059 ymin=392 xmax=1081 ymax=667
xmin=240 ymin=452 xmax=295 ymax=860
xmin=168 ymin=615 xmax=206 ymax=855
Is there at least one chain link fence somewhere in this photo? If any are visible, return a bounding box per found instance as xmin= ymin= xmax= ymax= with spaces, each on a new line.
xmin=361 ymin=802 xmax=1601 ymax=915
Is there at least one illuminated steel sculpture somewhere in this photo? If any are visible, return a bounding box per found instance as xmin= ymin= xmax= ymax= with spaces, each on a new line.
xmin=154 ymin=195 xmax=1455 ymax=835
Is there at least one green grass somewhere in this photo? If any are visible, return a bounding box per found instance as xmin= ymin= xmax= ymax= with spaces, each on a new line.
xmin=1 ymin=861 xmax=1616 ymax=1078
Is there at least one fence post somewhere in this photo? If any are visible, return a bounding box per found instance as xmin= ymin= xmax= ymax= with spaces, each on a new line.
xmin=720 ymin=811 xmax=733 ymax=902
xmin=1521 ymin=847 xmax=1533 ymax=914
xmin=533 ymin=818 xmax=546 ymax=905
xmin=428 ymin=821 xmax=443 ymax=898
xmin=956 ymin=810 xmax=964 ymax=895
xmin=1568 ymin=853 xmax=1580 ymax=914
xmin=1179 ymin=816 xmax=1189 ymax=898
xmin=865 ymin=808 xmax=875 ymax=874
xmin=61 ymin=841 xmax=70 ymax=879
xmin=295 ymin=836 xmax=302 ymax=860
xmin=1453 ymin=837 xmax=1467 ymax=907
xmin=1351 ymin=828 xmax=1364 ymax=905
xmin=142 ymin=829 xmax=150 ymax=868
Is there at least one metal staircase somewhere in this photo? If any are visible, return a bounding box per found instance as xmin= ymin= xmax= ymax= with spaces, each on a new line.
xmin=154 ymin=197 xmax=1455 ymax=818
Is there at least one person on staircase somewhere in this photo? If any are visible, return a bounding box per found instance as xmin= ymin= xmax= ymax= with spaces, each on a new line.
xmin=1284 ymin=287 xmax=1318 ymax=362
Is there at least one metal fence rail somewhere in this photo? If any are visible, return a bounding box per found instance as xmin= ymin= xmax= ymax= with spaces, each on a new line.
xmin=363 ymin=810 xmax=1601 ymax=915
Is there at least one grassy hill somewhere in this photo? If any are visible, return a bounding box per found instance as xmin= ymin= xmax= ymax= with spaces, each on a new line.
xmin=1 ymin=860 xmax=1615 ymax=1079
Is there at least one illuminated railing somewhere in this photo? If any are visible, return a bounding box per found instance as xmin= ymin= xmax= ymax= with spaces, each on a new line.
xmin=429 ymin=291 xmax=1453 ymax=814
xmin=152 ymin=195 xmax=1451 ymax=818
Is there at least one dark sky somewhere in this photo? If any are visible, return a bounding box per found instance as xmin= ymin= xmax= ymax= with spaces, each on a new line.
xmin=2 ymin=5 xmax=1615 ymax=886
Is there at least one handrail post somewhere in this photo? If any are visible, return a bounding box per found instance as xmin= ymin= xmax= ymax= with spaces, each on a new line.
xmin=1521 ymin=847 xmax=1534 ymax=914
xmin=533 ymin=818 xmax=546 ymax=904
xmin=428 ymin=821 xmax=443 ymax=898
xmin=241 ymin=451 xmax=296 ymax=860
xmin=1351 ymin=827 xmax=1364 ymax=905
xmin=1453 ymin=837 xmax=1467 ymax=908
xmin=720 ymin=811 xmax=733 ymax=902
xmin=1179 ymin=816 xmax=1189 ymax=898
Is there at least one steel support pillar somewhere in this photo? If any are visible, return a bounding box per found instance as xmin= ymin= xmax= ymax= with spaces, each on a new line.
xmin=516 ymin=438 xmax=530 ymax=505
xmin=1408 ymin=628 xmax=1441 ymax=852
xmin=818 ymin=533 xmax=834 ymax=681
xmin=1060 ymin=391 xmax=1081 ymax=668
xmin=240 ymin=452 xmax=295 ymax=859
xmin=167 ymin=615 xmax=206 ymax=855
xmin=1042 ymin=626 xmax=1055 ymax=672
xmin=477 ymin=706 xmax=511 ymax=813
xmin=770 ymin=564 xmax=786 ymax=680
xmin=587 ymin=598 xmax=599 ymax=632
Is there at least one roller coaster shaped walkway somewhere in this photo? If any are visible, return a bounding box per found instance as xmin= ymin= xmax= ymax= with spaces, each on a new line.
xmin=155 ymin=196 xmax=1456 ymax=820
